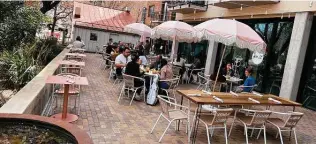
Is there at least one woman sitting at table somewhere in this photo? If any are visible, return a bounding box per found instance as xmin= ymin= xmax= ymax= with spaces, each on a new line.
xmin=110 ymin=46 xmax=120 ymax=61
xmin=149 ymin=55 xmax=162 ymax=70
xmin=125 ymin=53 xmax=144 ymax=100
xmin=235 ymin=67 xmax=256 ymax=93
xmin=159 ymin=59 xmax=173 ymax=90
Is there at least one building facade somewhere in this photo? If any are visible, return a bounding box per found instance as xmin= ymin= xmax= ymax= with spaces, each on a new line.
xmin=168 ymin=0 xmax=316 ymax=110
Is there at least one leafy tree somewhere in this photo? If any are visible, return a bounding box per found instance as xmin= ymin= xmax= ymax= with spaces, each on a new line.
xmin=40 ymin=0 xmax=60 ymax=14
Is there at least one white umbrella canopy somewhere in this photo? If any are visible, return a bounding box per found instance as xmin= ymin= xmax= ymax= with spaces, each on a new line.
xmin=151 ymin=21 xmax=197 ymax=42
xmin=151 ymin=21 xmax=197 ymax=60
xmin=194 ymin=19 xmax=267 ymax=92
xmin=124 ymin=23 xmax=152 ymax=37
xmin=195 ymin=19 xmax=266 ymax=54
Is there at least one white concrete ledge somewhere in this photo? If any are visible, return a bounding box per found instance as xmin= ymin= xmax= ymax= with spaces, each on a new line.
xmin=0 ymin=49 xmax=69 ymax=114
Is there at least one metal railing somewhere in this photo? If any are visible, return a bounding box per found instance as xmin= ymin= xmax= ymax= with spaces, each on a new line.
xmin=168 ymin=0 xmax=208 ymax=8
xmin=150 ymin=11 xmax=176 ymax=22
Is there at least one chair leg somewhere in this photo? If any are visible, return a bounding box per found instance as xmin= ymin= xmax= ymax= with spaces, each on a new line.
xmin=263 ymin=126 xmax=267 ymax=144
xmin=224 ymin=124 xmax=228 ymax=144
xmin=129 ymin=91 xmax=137 ymax=105
xmin=244 ymin=125 xmax=249 ymax=144
xmin=257 ymin=128 xmax=262 ymax=139
xmin=278 ymin=128 xmax=284 ymax=144
xmin=210 ymin=127 xmax=214 ymax=137
xmin=205 ymin=124 xmax=211 ymax=144
xmin=158 ymin=120 xmax=174 ymax=142
xmin=151 ymin=114 xmax=162 ymax=133
xmin=229 ymin=111 xmax=236 ymax=136
xmin=118 ymin=86 xmax=125 ymax=102
xmin=293 ymin=128 xmax=298 ymax=144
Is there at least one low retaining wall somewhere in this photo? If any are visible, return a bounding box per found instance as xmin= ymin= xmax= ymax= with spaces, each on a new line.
xmin=0 ymin=49 xmax=69 ymax=114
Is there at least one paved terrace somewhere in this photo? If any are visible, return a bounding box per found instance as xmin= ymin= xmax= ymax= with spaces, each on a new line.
xmin=73 ymin=53 xmax=316 ymax=144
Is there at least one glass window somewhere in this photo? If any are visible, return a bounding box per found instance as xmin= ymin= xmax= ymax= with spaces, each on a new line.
xmin=141 ymin=7 xmax=147 ymax=23
xmin=219 ymin=20 xmax=294 ymax=95
xmin=90 ymin=33 xmax=97 ymax=41
xmin=148 ymin=5 xmax=155 ymax=18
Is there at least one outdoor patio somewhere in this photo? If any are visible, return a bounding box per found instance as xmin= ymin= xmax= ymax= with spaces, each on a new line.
xmin=71 ymin=53 xmax=316 ymax=144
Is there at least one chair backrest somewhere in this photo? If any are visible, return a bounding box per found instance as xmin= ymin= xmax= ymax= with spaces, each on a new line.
xmin=249 ymin=84 xmax=258 ymax=92
xmin=157 ymin=95 xmax=171 ymax=118
xmin=61 ymin=66 xmax=81 ymax=76
xmin=66 ymin=55 xmax=83 ymax=62
xmin=211 ymin=108 xmax=234 ymax=125
xmin=284 ymin=112 xmax=304 ymax=128
xmin=197 ymin=72 xmax=208 ymax=85
xmin=122 ymin=74 xmax=136 ymax=88
xmin=250 ymin=110 xmax=271 ymax=126
xmin=161 ymin=78 xmax=179 ymax=89
xmin=172 ymin=65 xmax=182 ymax=76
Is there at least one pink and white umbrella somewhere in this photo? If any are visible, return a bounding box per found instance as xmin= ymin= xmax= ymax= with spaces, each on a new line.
xmin=195 ymin=19 xmax=266 ymax=53
xmin=151 ymin=21 xmax=197 ymax=60
xmin=194 ymin=19 xmax=266 ymax=91
xmin=124 ymin=23 xmax=152 ymax=42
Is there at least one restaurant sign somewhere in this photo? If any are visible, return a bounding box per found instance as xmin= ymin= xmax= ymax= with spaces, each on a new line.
xmin=252 ymin=52 xmax=264 ymax=65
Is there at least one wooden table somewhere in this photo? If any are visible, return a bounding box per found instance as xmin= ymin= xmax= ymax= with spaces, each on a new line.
xmin=46 ymin=76 xmax=88 ymax=123
xmin=59 ymin=60 xmax=85 ymax=67
xmin=177 ymin=89 xmax=301 ymax=144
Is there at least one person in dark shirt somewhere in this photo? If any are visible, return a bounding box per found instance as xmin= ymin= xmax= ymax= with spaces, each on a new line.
xmin=125 ymin=53 xmax=144 ymax=97
xmin=144 ymin=40 xmax=151 ymax=55
xmin=222 ymin=63 xmax=234 ymax=76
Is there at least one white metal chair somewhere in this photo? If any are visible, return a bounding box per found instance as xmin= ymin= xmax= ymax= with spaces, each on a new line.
xmin=66 ymin=55 xmax=84 ymax=62
xmin=118 ymin=74 xmax=146 ymax=105
xmin=239 ymin=84 xmax=258 ymax=93
xmin=60 ymin=66 xmax=82 ymax=76
xmin=99 ymin=53 xmax=112 ymax=69
xmin=187 ymin=68 xmax=205 ymax=84
xmin=52 ymin=73 xmax=81 ymax=115
xmin=151 ymin=95 xmax=189 ymax=142
xmin=229 ymin=109 xmax=271 ymax=144
xmin=263 ymin=111 xmax=304 ymax=144
xmin=208 ymin=79 xmax=228 ymax=92
xmin=196 ymin=72 xmax=210 ymax=91
xmin=159 ymin=77 xmax=180 ymax=104
xmin=198 ymin=108 xmax=234 ymax=144
xmin=171 ymin=65 xmax=182 ymax=84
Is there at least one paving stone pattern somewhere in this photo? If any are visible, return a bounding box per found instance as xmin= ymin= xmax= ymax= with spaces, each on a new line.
xmin=72 ymin=53 xmax=316 ymax=144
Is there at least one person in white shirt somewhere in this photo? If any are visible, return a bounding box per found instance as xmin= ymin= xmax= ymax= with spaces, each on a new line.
xmin=138 ymin=50 xmax=148 ymax=65
xmin=115 ymin=47 xmax=131 ymax=77
xmin=73 ymin=36 xmax=85 ymax=48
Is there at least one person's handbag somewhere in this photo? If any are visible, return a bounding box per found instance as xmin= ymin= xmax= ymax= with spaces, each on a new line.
xmin=146 ymin=75 xmax=159 ymax=106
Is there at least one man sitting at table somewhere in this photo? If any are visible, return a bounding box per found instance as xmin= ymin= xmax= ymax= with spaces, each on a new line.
xmin=115 ymin=47 xmax=131 ymax=78
xmin=235 ymin=67 xmax=256 ymax=93
xmin=125 ymin=53 xmax=144 ymax=100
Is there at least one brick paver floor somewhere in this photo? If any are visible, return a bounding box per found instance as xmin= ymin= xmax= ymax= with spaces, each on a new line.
xmin=73 ymin=53 xmax=316 ymax=144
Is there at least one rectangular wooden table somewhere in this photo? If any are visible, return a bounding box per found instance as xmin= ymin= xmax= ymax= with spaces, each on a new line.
xmin=177 ymin=89 xmax=301 ymax=144
xmin=46 ymin=75 xmax=88 ymax=123
xmin=59 ymin=60 xmax=85 ymax=67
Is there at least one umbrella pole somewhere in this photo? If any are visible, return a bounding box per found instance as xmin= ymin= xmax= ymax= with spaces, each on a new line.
xmin=170 ymin=37 xmax=176 ymax=61
xmin=212 ymin=45 xmax=227 ymax=92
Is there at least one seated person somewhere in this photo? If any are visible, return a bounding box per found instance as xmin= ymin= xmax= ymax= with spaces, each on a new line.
xmin=73 ymin=36 xmax=85 ymax=48
xmin=188 ymin=56 xmax=203 ymax=82
xmin=222 ymin=63 xmax=234 ymax=77
xmin=125 ymin=54 xmax=144 ymax=100
xmin=110 ymin=46 xmax=120 ymax=61
xmin=235 ymin=68 xmax=256 ymax=93
xmin=138 ymin=50 xmax=148 ymax=66
xmin=149 ymin=55 xmax=162 ymax=70
xmin=172 ymin=55 xmax=186 ymax=77
xmin=115 ymin=47 xmax=131 ymax=78
xmin=159 ymin=59 xmax=173 ymax=89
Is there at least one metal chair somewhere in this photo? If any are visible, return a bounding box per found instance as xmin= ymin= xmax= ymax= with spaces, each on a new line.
xmin=159 ymin=77 xmax=180 ymax=104
xmin=172 ymin=65 xmax=183 ymax=84
xmin=99 ymin=53 xmax=112 ymax=69
xmin=66 ymin=55 xmax=83 ymax=62
xmin=60 ymin=66 xmax=82 ymax=76
xmin=198 ymin=108 xmax=234 ymax=144
xmin=269 ymin=79 xmax=282 ymax=94
xmin=262 ymin=111 xmax=304 ymax=144
xmin=151 ymin=95 xmax=189 ymax=142
xmin=229 ymin=109 xmax=271 ymax=144
xmin=196 ymin=72 xmax=210 ymax=91
xmin=52 ymin=73 xmax=81 ymax=115
xmin=118 ymin=74 xmax=146 ymax=105
xmin=208 ymin=79 xmax=228 ymax=92
xmin=187 ymin=68 xmax=205 ymax=84
xmin=239 ymin=84 xmax=258 ymax=93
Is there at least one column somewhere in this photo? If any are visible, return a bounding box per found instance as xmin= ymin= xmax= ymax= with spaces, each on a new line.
xmin=280 ymin=12 xmax=313 ymax=101
xmin=204 ymin=40 xmax=218 ymax=75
